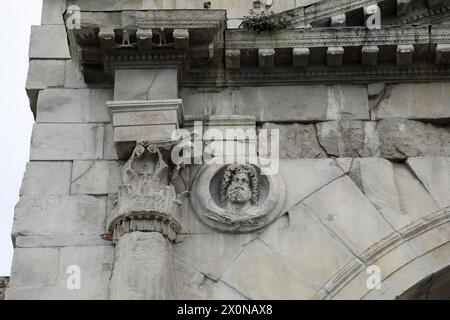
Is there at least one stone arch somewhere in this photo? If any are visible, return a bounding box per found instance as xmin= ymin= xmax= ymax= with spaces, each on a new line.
xmin=319 ymin=207 xmax=450 ymax=300
xmin=174 ymin=158 xmax=450 ymax=300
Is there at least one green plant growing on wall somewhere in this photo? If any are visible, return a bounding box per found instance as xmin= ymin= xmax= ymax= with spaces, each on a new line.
xmin=241 ymin=10 xmax=293 ymax=33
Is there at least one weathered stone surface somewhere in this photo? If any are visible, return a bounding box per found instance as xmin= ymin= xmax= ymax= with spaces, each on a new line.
xmin=222 ymin=240 xmax=320 ymax=300
xmin=174 ymin=233 xmax=257 ymax=281
xmin=181 ymin=85 xmax=369 ymax=122
xmin=13 ymin=195 xmax=107 ymax=238
xmin=260 ymin=205 xmax=355 ymax=285
xmin=68 ymin=0 xmax=299 ymax=17
xmin=317 ymin=120 xmax=450 ymax=160
xmin=15 ymin=235 xmax=112 ymax=248
xmin=278 ymin=159 xmax=344 ymax=212
xmin=71 ymin=161 xmax=122 ymax=195
xmin=376 ymin=120 xmax=450 ymax=160
xmin=30 ymin=124 xmax=104 ymax=160
xmin=174 ymin=258 xmax=247 ymax=300
xmin=58 ymin=246 xmax=113 ymax=299
xmin=9 ymin=248 xmax=59 ymax=288
xmin=349 ymin=159 xmax=440 ymax=230
xmin=41 ymin=0 xmax=66 ymax=25
xmin=380 ymin=257 xmax=433 ymax=299
xmin=114 ymin=69 xmax=178 ymax=101
xmin=335 ymin=158 xmax=353 ymax=174
xmin=407 ymin=157 xmax=450 ymax=208
xmin=262 ymin=123 xmax=327 ymax=159
xmin=29 ymin=25 xmax=70 ymax=59
xmin=6 ymin=246 xmax=113 ymax=300
xmin=20 ymin=161 xmax=72 ymax=196
xmin=316 ymin=121 xmax=376 ymax=158
xmin=373 ymin=83 xmax=450 ymax=120
xmin=68 ymin=0 xmax=175 ymax=11
xmin=64 ymin=60 xmax=88 ymax=88
xmin=26 ymin=60 xmax=66 ymax=115
xmin=103 ymin=124 xmax=119 ymax=160
xmin=303 ymin=176 xmax=394 ymax=255
xmin=37 ymin=89 xmax=112 ymax=123
xmin=26 ymin=60 xmax=66 ymax=90
xmin=109 ymin=232 xmax=174 ymax=300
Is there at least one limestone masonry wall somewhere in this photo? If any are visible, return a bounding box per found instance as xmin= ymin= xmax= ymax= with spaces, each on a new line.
xmin=7 ymin=0 xmax=450 ymax=300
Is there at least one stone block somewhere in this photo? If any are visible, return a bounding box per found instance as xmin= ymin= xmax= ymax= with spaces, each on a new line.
xmin=373 ymin=83 xmax=450 ymax=120
xmin=262 ymin=123 xmax=327 ymax=159
xmin=41 ymin=0 xmax=67 ymax=25
xmin=376 ymin=120 xmax=450 ymax=160
xmin=20 ymin=161 xmax=72 ymax=196
xmin=260 ymin=204 xmax=355 ymax=285
xmin=7 ymin=246 xmax=113 ymax=300
xmin=30 ymin=124 xmax=104 ymax=160
xmin=15 ymin=235 xmax=112 ymax=248
xmin=174 ymin=259 xmax=246 ymax=300
xmin=317 ymin=120 xmax=450 ymax=160
xmin=174 ymin=233 xmax=257 ymax=281
xmin=303 ymin=176 xmax=394 ymax=255
xmin=350 ymin=159 xmax=439 ymax=231
xmin=64 ymin=60 xmax=88 ymax=88
xmin=407 ymin=157 xmax=450 ymax=208
xmin=29 ymin=25 xmax=71 ymax=59
xmin=103 ymin=124 xmax=119 ymax=160
xmin=67 ymin=0 xmax=176 ymax=11
xmin=58 ymin=246 xmax=114 ymax=299
xmin=71 ymin=161 xmax=122 ymax=195
xmin=181 ymin=85 xmax=369 ymax=122
xmin=13 ymin=195 xmax=107 ymax=238
xmin=9 ymin=248 xmax=59 ymax=288
xmin=406 ymin=222 xmax=450 ymax=258
xmin=26 ymin=60 xmax=66 ymax=115
xmin=114 ymin=69 xmax=178 ymax=101
xmin=26 ymin=60 xmax=66 ymax=90
xmin=278 ymin=159 xmax=344 ymax=212
xmin=222 ymin=240 xmax=320 ymax=300
xmin=381 ymin=258 xmax=433 ymax=298
xmin=37 ymin=89 xmax=112 ymax=123
xmin=316 ymin=121 xmax=376 ymax=158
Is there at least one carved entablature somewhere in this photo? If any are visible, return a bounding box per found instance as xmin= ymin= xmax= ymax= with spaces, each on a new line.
xmin=279 ymin=0 xmax=450 ymax=28
xmin=190 ymin=161 xmax=286 ymax=233
xmin=108 ymin=141 xmax=182 ymax=243
xmin=65 ymin=9 xmax=226 ymax=83
xmin=65 ymin=6 xmax=450 ymax=85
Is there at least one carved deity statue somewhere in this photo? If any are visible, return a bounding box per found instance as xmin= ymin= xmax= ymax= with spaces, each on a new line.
xmin=220 ymin=164 xmax=259 ymax=214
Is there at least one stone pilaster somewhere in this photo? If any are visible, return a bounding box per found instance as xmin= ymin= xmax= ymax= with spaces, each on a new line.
xmin=107 ymin=141 xmax=182 ymax=300
xmin=106 ymin=66 xmax=183 ymax=300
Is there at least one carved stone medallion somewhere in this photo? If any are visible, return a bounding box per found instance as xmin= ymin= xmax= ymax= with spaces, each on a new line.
xmin=190 ymin=161 xmax=286 ymax=233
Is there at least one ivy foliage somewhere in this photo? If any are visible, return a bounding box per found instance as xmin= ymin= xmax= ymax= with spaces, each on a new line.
xmin=241 ymin=10 xmax=293 ymax=33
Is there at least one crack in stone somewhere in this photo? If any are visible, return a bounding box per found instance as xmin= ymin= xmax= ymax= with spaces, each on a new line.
xmin=71 ymin=161 xmax=95 ymax=185
xmin=404 ymin=160 xmax=441 ymax=207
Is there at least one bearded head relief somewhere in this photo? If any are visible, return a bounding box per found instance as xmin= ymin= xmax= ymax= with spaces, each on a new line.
xmin=220 ymin=164 xmax=259 ymax=212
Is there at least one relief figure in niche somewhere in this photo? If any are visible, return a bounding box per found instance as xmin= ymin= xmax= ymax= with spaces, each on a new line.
xmin=220 ymin=164 xmax=259 ymax=219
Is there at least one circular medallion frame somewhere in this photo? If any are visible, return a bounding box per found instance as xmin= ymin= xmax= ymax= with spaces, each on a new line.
xmin=190 ymin=161 xmax=286 ymax=233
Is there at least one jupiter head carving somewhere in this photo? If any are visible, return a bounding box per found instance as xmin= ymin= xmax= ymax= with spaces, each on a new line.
xmin=220 ymin=164 xmax=259 ymax=212
xmin=191 ymin=161 xmax=286 ymax=233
